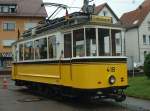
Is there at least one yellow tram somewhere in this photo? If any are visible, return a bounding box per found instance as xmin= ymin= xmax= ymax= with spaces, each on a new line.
xmin=12 ymin=1 xmax=128 ymax=102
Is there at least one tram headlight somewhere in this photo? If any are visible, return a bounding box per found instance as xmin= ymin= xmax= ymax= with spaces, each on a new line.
xmin=109 ymin=75 xmax=116 ymax=85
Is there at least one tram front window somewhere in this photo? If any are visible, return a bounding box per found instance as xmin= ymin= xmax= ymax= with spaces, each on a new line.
xmin=86 ymin=28 xmax=96 ymax=56
xmin=98 ymin=28 xmax=110 ymax=56
xmin=73 ymin=29 xmax=85 ymax=57
xmin=24 ymin=41 xmax=34 ymax=60
xmin=111 ymin=29 xmax=122 ymax=56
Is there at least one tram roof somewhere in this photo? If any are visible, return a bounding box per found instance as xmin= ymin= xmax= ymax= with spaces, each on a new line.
xmin=14 ymin=12 xmax=124 ymax=44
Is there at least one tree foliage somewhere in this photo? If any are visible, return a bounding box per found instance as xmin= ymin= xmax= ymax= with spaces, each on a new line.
xmin=144 ymin=53 xmax=150 ymax=78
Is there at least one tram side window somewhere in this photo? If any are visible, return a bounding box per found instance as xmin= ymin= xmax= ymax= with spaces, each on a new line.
xmin=35 ymin=38 xmax=47 ymax=59
xmin=12 ymin=45 xmax=17 ymax=61
xmin=73 ymin=29 xmax=85 ymax=57
xmin=64 ymin=33 xmax=72 ymax=58
xmin=24 ymin=41 xmax=34 ymax=60
xmin=48 ymin=36 xmax=56 ymax=58
xmin=34 ymin=40 xmax=40 ymax=59
xmin=19 ymin=44 xmax=24 ymax=61
xmin=86 ymin=28 xmax=96 ymax=56
xmin=98 ymin=28 xmax=110 ymax=56
xmin=111 ymin=30 xmax=122 ymax=56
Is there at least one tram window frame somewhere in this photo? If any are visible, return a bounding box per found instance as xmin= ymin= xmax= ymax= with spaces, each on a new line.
xmin=34 ymin=37 xmax=48 ymax=60
xmin=98 ymin=28 xmax=111 ymax=56
xmin=73 ymin=28 xmax=85 ymax=57
xmin=48 ymin=36 xmax=57 ymax=59
xmin=24 ymin=41 xmax=34 ymax=60
xmin=12 ymin=44 xmax=17 ymax=62
xmin=85 ymin=28 xmax=97 ymax=56
xmin=64 ymin=33 xmax=72 ymax=58
xmin=111 ymin=29 xmax=122 ymax=56
xmin=19 ymin=44 xmax=24 ymax=61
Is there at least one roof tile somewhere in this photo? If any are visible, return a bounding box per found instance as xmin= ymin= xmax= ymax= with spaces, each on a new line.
xmin=0 ymin=0 xmax=47 ymax=17
xmin=94 ymin=3 xmax=106 ymax=15
xmin=120 ymin=0 xmax=150 ymax=28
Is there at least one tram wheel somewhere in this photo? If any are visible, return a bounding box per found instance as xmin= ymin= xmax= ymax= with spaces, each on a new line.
xmin=46 ymin=87 xmax=58 ymax=98
xmin=115 ymin=94 xmax=126 ymax=102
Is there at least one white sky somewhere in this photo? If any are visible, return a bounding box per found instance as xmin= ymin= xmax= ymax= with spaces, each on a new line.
xmin=42 ymin=0 xmax=144 ymax=18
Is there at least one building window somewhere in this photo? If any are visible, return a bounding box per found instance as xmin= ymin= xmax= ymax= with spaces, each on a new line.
xmin=144 ymin=51 xmax=147 ymax=57
xmin=3 ymin=22 xmax=16 ymax=31
xmin=2 ymin=40 xmax=16 ymax=47
xmin=103 ymin=11 xmax=107 ymax=16
xmin=0 ymin=4 xmax=17 ymax=13
xmin=3 ymin=60 xmax=12 ymax=68
xmin=148 ymin=21 xmax=150 ymax=31
xmin=3 ymin=6 xmax=9 ymax=13
xmin=143 ymin=35 xmax=146 ymax=45
xmin=9 ymin=6 xmax=16 ymax=13
xmin=149 ymin=36 xmax=150 ymax=45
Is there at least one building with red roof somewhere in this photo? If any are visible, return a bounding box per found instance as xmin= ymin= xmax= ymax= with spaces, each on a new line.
xmin=0 ymin=0 xmax=47 ymax=72
xmin=95 ymin=3 xmax=119 ymax=24
xmin=120 ymin=0 xmax=150 ymax=70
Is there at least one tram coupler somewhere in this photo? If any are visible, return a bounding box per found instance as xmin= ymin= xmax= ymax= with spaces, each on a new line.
xmin=108 ymin=93 xmax=126 ymax=102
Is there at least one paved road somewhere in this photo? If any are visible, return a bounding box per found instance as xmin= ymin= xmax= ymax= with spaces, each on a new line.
xmin=0 ymin=75 xmax=149 ymax=111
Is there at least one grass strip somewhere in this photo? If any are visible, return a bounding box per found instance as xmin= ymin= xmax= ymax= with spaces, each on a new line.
xmin=125 ymin=76 xmax=150 ymax=100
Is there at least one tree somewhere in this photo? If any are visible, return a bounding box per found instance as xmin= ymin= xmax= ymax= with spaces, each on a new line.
xmin=144 ymin=53 xmax=150 ymax=78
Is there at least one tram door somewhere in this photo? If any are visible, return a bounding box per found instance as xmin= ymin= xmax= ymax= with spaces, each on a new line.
xmin=64 ymin=33 xmax=72 ymax=80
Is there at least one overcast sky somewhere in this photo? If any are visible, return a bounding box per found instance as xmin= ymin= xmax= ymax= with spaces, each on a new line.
xmin=42 ymin=0 xmax=144 ymax=18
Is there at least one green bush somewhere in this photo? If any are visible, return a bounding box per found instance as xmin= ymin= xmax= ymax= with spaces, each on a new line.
xmin=144 ymin=53 xmax=150 ymax=78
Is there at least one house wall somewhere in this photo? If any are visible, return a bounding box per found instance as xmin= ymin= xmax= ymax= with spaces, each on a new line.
xmin=0 ymin=17 xmax=43 ymax=52
xmin=98 ymin=6 xmax=118 ymax=24
xmin=139 ymin=12 xmax=150 ymax=64
xmin=125 ymin=28 xmax=139 ymax=70
xmin=125 ymin=12 xmax=150 ymax=70
xmin=0 ymin=16 xmax=44 ymax=69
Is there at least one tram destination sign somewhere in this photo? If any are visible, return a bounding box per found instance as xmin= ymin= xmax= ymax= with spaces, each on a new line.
xmin=91 ymin=15 xmax=112 ymax=24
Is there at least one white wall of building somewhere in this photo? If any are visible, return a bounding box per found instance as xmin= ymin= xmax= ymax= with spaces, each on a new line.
xmin=125 ymin=12 xmax=150 ymax=70
xmin=125 ymin=28 xmax=139 ymax=70
xmin=139 ymin=12 xmax=150 ymax=64
xmin=98 ymin=6 xmax=118 ymax=24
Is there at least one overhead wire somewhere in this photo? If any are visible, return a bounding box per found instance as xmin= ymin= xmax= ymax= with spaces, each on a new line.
xmin=51 ymin=8 xmax=63 ymax=19
xmin=94 ymin=0 xmax=142 ymax=4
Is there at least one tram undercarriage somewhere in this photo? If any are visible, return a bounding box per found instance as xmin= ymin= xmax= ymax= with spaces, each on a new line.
xmin=15 ymin=80 xmax=127 ymax=102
